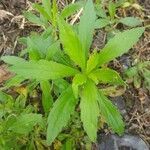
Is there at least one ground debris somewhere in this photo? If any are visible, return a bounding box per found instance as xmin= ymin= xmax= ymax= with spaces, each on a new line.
xmin=0 ymin=64 xmax=13 ymax=84
xmin=0 ymin=10 xmax=13 ymax=20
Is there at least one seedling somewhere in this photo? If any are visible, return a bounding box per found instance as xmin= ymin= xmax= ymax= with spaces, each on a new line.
xmin=125 ymin=61 xmax=150 ymax=91
xmin=95 ymin=0 xmax=143 ymax=30
xmin=1 ymin=0 xmax=144 ymax=146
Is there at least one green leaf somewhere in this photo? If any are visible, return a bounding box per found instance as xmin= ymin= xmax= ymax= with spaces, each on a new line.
xmin=61 ymin=1 xmax=84 ymax=18
xmin=97 ymin=27 xmax=145 ymax=67
xmin=47 ymin=87 xmax=77 ymax=145
xmin=58 ymin=17 xmax=85 ymax=69
xmin=1 ymin=56 xmax=26 ymax=64
xmin=40 ymin=80 xmax=53 ymax=113
xmin=89 ymin=68 xmax=125 ymax=85
xmin=95 ymin=4 xmax=107 ymax=18
xmin=94 ymin=18 xmax=110 ymax=29
xmin=86 ymin=51 xmax=99 ymax=73
xmin=97 ymin=92 xmax=124 ymax=135
xmin=78 ymin=0 xmax=96 ymax=59
xmin=9 ymin=113 xmax=43 ymax=134
xmin=14 ymin=94 xmax=27 ymax=109
xmin=61 ymin=138 xmax=74 ymax=150
xmin=143 ymin=69 xmax=150 ymax=91
xmin=80 ymin=79 xmax=99 ymax=142
xmin=26 ymin=36 xmax=43 ymax=60
xmin=72 ymin=73 xmax=87 ymax=98
xmin=33 ymin=4 xmax=51 ymax=20
xmin=42 ymin=0 xmax=52 ymax=17
xmin=24 ymin=12 xmax=46 ymax=27
xmin=46 ymin=41 xmax=60 ymax=60
xmin=53 ymin=79 xmax=69 ymax=95
xmin=125 ymin=66 xmax=138 ymax=77
xmin=4 ymin=75 xmax=25 ymax=89
xmin=1 ymin=56 xmax=79 ymax=80
xmin=119 ymin=17 xmax=142 ymax=27
xmin=0 ymin=91 xmax=13 ymax=103
xmin=28 ymin=49 xmax=41 ymax=60
xmin=27 ymin=33 xmax=53 ymax=56
xmin=52 ymin=50 xmax=74 ymax=67
xmin=51 ymin=0 xmax=58 ymax=28
xmin=108 ymin=1 xmax=116 ymax=19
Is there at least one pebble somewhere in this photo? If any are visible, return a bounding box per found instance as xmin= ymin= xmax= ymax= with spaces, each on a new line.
xmin=97 ymin=134 xmax=149 ymax=150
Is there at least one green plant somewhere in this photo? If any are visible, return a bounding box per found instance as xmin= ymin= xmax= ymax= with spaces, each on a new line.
xmin=1 ymin=0 xmax=144 ymax=146
xmin=24 ymin=0 xmax=84 ymax=35
xmin=3 ymin=27 xmax=74 ymax=114
xmin=0 ymin=91 xmax=46 ymax=149
xmin=95 ymin=0 xmax=142 ymax=30
xmin=125 ymin=61 xmax=150 ymax=91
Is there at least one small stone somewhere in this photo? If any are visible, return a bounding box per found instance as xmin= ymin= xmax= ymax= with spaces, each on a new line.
xmin=97 ymin=134 xmax=149 ymax=150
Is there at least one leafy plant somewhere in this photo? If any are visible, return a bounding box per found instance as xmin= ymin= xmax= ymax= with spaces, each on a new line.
xmin=24 ymin=0 xmax=84 ymax=34
xmin=125 ymin=61 xmax=150 ymax=91
xmin=0 ymin=91 xmax=46 ymax=149
xmin=3 ymin=27 xmax=74 ymax=114
xmin=95 ymin=0 xmax=142 ymax=30
xmin=1 ymin=0 xmax=144 ymax=146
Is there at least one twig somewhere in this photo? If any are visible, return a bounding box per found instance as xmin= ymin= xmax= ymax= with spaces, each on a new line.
xmin=70 ymin=8 xmax=83 ymax=25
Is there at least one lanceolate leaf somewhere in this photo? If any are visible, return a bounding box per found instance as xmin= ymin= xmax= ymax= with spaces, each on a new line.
xmin=1 ymin=56 xmax=79 ymax=80
xmin=58 ymin=17 xmax=85 ymax=69
xmin=47 ymin=87 xmax=77 ymax=145
xmin=40 ymin=80 xmax=53 ymax=113
xmin=86 ymin=51 xmax=99 ymax=73
xmin=97 ymin=92 xmax=124 ymax=135
xmin=51 ymin=0 xmax=58 ymax=28
xmin=89 ymin=68 xmax=125 ymax=85
xmin=0 ymin=91 xmax=13 ymax=103
xmin=9 ymin=113 xmax=43 ymax=134
xmin=1 ymin=56 xmax=26 ymax=65
xmin=95 ymin=4 xmax=107 ymax=18
xmin=24 ymin=12 xmax=46 ymax=27
xmin=61 ymin=1 xmax=84 ymax=18
xmin=53 ymin=79 xmax=70 ymax=94
xmin=4 ymin=75 xmax=25 ymax=89
xmin=108 ymin=1 xmax=116 ymax=19
xmin=97 ymin=27 xmax=144 ymax=67
xmin=80 ymin=79 xmax=99 ymax=142
xmin=119 ymin=17 xmax=142 ymax=27
xmin=78 ymin=0 xmax=96 ymax=59
xmin=33 ymin=4 xmax=51 ymax=20
xmin=72 ymin=73 xmax=87 ymax=98
xmin=27 ymin=33 xmax=53 ymax=56
xmin=46 ymin=41 xmax=60 ymax=60
xmin=94 ymin=19 xmax=110 ymax=29
xmin=42 ymin=0 xmax=52 ymax=18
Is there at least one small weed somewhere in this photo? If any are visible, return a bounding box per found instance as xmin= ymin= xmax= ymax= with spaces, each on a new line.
xmin=125 ymin=61 xmax=150 ymax=91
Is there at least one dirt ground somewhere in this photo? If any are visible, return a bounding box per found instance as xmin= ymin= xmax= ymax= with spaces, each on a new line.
xmin=0 ymin=0 xmax=150 ymax=148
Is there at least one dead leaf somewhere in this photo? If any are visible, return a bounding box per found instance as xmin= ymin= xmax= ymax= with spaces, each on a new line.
xmin=0 ymin=10 xmax=14 ymax=20
xmin=11 ymin=15 xmax=25 ymax=29
xmin=100 ymin=85 xmax=126 ymax=97
xmin=138 ymin=88 xmax=147 ymax=104
xmin=54 ymin=140 xmax=62 ymax=150
xmin=14 ymin=86 xmax=28 ymax=97
xmin=0 ymin=64 xmax=13 ymax=84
